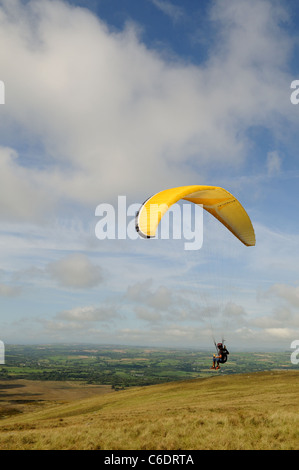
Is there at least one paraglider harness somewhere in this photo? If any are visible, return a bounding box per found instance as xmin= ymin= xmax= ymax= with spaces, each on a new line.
xmin=214 ymin=342 xmax=229 ymax=364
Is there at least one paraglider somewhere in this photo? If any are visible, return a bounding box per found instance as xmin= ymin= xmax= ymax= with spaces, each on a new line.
xmin=135 ymin=185 xmax=255 ymax=369
xmin=211 ymin=343 xmax=229 ymax=370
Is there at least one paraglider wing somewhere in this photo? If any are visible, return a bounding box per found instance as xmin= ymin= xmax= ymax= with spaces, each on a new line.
xmin=135 ymin=185 xmax=255 ymax=246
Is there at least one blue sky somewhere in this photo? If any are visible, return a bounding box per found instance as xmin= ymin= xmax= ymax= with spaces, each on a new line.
xmin=0 ymin=0 xmax=299 ymax=350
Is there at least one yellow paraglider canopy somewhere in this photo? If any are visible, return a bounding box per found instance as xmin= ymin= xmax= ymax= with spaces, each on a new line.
xmin=135 ymin=185 xmax=255 ymax=246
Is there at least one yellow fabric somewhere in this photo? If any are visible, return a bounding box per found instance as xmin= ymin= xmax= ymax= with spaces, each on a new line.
xmin=136 ymin=185 xmax=255 ymax=246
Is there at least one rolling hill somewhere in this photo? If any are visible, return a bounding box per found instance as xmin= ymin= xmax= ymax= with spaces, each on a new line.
xmin=0 ymin=371 xmax=298 ymax=450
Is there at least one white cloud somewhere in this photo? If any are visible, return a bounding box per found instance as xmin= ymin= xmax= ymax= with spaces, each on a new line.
xmin=126 ymin=279 xmax=190 ymax=319
xmin=0 ymin=0 xmax=296 ymax=224
xmin=48 ymin=253 xmax=103 ymax=289
xmin=41 ymin=304 xmax=121 ymax=340
xmin=264 ymin=328 xmax=294 ymax=339
xmin=251 ymin=281 xmax=299 ymax=342
xmin=223 ymin=302 xmax=247 ymax=319
xmin=268 ymin=283 xmax=299 ymax=308
xmin=0 ymin=0 xmax=298 ymax=349
xmin=267 ymin=151 xmax=282 ymax=176
xmin=134 ymin=306 xmax=162 ymax=323
xmin=126 ymin=279 xmax=173 ymax=311
xmin=0 ymin=283 xmax=21 ymax=297
xmin=150 ymin=0 xmax=185 ymax=23
xmin=247 ymin=224 xmax=299 ymax=280
xmin=0 ymin=147 xmax=54 ymax=222
xmin=56 ymin=304 xmax=119 ymax=322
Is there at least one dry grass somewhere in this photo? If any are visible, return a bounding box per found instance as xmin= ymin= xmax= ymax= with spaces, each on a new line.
xmin=0 ymin=379 xmax=113 ymax=417
xmin=0 ymin=371 xmax=298 ymax=450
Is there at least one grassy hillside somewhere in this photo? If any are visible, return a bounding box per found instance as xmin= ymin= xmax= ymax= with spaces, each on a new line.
xmin=0 ymin=371 xmax=298 ymax=450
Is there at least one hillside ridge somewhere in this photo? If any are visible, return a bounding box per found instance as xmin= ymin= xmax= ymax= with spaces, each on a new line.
xmin=0 ymin=370 xmax=298 ymax=450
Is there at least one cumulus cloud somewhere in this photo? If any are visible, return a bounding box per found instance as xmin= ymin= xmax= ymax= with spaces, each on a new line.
xmin=252 ymin=282 xmax=299 ymax=342
xmin=0 ymin=0 xmax=295 ymax=223
xmin=134 ymin=305 xmax=163 ymax=323
xmin=0 ymin=147 xmax=54 ymax=222
xmin=223 ymin=301 xmax=247 ymax=318
xmin=126 ymin=279 xmax=211 ymax=325
xmin=264 ymin=328 xmax=294 ymax=339
xmin=126 ymin=280 xmax=179 ymax=324
xmin=48 ymin=253 xmax=103 ymax=288
xmin=42 ymin=304 xmax=120 ymax=340
xmin=247 ymin=224 xmax=299 ymax=279
xmin=126 ymin=280 xmax=173 ymax=311
xmin=268 ymin=283 xmax=299 ymax=308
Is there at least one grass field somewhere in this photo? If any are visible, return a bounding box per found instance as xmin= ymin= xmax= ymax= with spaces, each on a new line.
xmin=0 ymin=379 xmax=113 ymax=418
xmin=0 ymin=370 xmax=298 ymax=450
